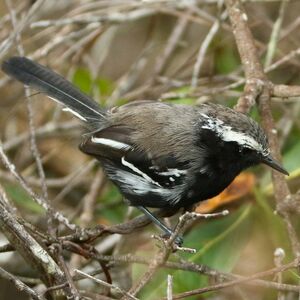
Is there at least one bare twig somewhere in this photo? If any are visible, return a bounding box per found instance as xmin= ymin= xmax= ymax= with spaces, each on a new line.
xmin=167 ymin=274 xmax=173 ymax=300
xmin=55 ymin=244 xmax=81 ymax=300
xmin=264 ymin=0 xmax=288 ymax=68
xmin=154 ymin=9 xmax=190 ymax=76
xmin=53 ymin=159 xmax=97 ymax=204
xmin=80 ymin=169 xmax=105 ymax=226
xmin=274 ymin=248 xmax=285 ymax=300
xmin=225 ymin=0 xmax=299 ymax=258
xmin=165 ymin=258 xmax=300 ymax=299
xmin=5 ymin=0 xmax=55 ymax=237
xmin=2 ymin=121 xmax=79 ymax=151
xmin=83 ymin=251 xmax=300 ymax=295
xmin=0 ymin=143 xmax=77 ymax=230
xmin=1 ymin=1 xmax=300 ymax=299
xmin=0 ymin=267 xmax=46 ymax=300
xmin=0 ymin=194 xmax=66 ymax=290
xmin=266 ymin=48 xmax=300 ymax=74
xmin=0 ymin=0 xmax=46 ymax=58
xmin=31 ymin=8 xmax=156 ymax=28
xmin=75 ymin=269 xmax=138 ymax=300
xmin=124 ymin=247 xmax=169 ymax=299
xmin=191 ymin=2 xmax=225 ymax=88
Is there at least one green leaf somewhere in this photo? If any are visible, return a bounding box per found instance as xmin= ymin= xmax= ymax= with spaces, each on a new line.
xmin=4 ymin=184 xmax=44 ymax=214
xmin=253 ymin=188 xmax=292 ymax=257
xmin=215 ymin=46 xmax=240 ymax=74
xmin=165 ymin=86 xmax=196 ymax=105
xmin=262 ymin=139 xmax=300 ymax=195
xmin=97 ymin=78 xmax=114 ymax=96
xmin=72 ymin=68 xmax=93 ymax=94
xmin=283 ymin=140 xmax=300 ymax=174
xmin=95 ymin=183 xmax=125 ymax=224
xmin=183 ymin=204 xmax=252 ymax=270
xmin=169 ymin=98 xmax=197 ymax=105
xmin=72 ymin=68 xmax=114 ymax=99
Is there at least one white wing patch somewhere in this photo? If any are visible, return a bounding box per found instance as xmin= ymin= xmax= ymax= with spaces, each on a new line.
xmin=156 ymin=168 xmax=187 ymax=177
xmin=121 ymin=157 xmax=161 ymax=187
xmin=91 ymin=137 xmax=132 ymax=150
xmin=201 ymin=113 xmax=268 ymax=155
xmin=104 ymin=157 xmax=187 ymax=206
xmin=107 ymin=168 xmax=184 ymax=205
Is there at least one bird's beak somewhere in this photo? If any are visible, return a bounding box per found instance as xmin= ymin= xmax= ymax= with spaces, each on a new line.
xmin=262 ymin=155 xmax=289 ymax=176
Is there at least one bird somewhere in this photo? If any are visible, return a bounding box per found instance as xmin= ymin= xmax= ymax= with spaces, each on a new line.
xmin=1 ymin=56 xmax=288 ymax=245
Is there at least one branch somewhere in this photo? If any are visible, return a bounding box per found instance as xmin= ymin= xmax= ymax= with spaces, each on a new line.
xmin=225 ymin=0 xmax=300 ymax=257
xmin=0 ymin=194 xmax=66 ymax=290
xmin=0 ymin=267 xmax=46 ymax=300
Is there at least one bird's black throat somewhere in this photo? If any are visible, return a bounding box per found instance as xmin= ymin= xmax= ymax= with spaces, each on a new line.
xmin=181 ymin=128 xmax=260 ymax=208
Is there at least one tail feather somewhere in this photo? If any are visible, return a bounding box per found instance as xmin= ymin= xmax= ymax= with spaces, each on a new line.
xmin=2 ymin=56 xmax=106 ymax=127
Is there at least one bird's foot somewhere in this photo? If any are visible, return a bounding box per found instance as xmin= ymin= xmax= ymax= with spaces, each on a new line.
xmin=161 ymin=233 xmax=183 ymax=247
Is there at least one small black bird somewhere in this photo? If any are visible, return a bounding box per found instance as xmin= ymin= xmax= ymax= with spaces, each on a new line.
xmin=2 ymin=57 xmax=288 ymax=243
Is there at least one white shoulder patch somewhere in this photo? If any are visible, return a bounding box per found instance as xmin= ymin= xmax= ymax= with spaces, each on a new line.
xmin=91 ymin=137 xmax=132 ymax=150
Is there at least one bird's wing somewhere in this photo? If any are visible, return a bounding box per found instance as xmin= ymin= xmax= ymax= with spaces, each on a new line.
xmin=80 ymin=126 xmax=188 ymax=208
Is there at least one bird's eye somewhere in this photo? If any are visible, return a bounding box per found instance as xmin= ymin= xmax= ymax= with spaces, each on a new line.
xmin=240 ymin=147 xmax=253 ymax=155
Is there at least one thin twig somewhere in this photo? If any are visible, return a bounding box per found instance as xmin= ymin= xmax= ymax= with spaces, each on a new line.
xmin=0 ymin=267 xmax=46 ymax=300
xmin=167 ymin=274 xmax=173 ymax=300
xmin=75 ymin=269 xmax=138 ymax=300
xmin=5 ymin=0 xmax=55 ymax=236
xmin=264 ymin=0 xmax=289 ymax=68
xmin=31 ymin=8 xmax=156 ymax=28
xmin=0 ymin=0 xmax=47 ymax=58
xmin=274 ymin=248 xmax=285 ymax=300
xmin=225 ymin=0 xmax=299 ymax=258
xmin=191 ymin=2 xmax=225 ymax=88
xmin=0 ymin=194 xmax=67 ymax=290
xmin=0 ymin=143 xmax=77 ymax=230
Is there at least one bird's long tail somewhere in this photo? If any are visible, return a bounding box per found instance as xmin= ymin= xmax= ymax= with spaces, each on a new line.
xmin=2 ymin=56 xmax=106 ymax=127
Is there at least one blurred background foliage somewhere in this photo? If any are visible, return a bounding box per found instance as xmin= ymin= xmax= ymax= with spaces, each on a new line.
xmin=0 ymin=0 xmax=300 ymax=299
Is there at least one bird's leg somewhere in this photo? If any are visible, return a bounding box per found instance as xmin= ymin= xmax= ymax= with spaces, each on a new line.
xmin=137 ymin=206 xmax=183 ymax=246
xmin=137 ymin=206 xmax=173 ymax=236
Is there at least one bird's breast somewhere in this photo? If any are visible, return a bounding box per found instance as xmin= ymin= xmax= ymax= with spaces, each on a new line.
xmin=182 ymin=170 xmax=238 ymax=208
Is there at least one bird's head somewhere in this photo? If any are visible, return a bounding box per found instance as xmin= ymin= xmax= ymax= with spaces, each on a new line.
xmin=198 ymin=104 xmax=289 ymax=175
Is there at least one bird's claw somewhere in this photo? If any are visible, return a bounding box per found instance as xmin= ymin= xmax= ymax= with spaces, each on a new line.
xmin=161 ymin=233 xmax=183 ymax=247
